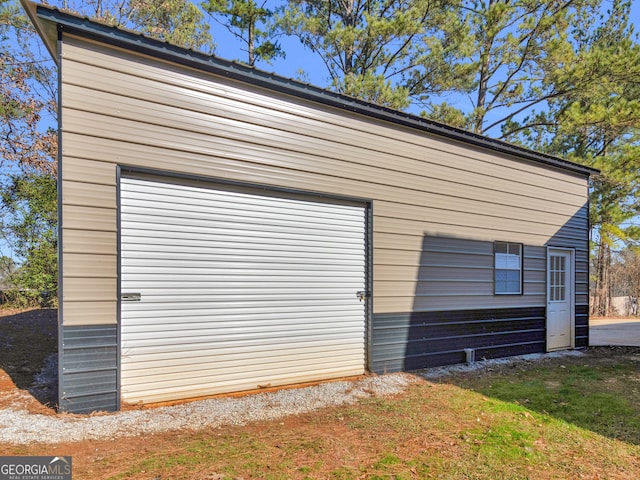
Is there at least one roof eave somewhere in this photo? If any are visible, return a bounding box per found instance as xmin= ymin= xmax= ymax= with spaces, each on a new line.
xmin=21 ymin=0 xmax=59 ymax=62
xmin=28 ymin=2 xmax=599 ymax=178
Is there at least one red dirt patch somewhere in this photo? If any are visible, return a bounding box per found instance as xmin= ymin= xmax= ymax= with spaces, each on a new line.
xmin=0 ymin=307 xmax=58 ymax=414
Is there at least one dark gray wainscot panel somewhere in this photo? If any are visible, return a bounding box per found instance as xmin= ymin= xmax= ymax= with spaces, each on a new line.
xmin=60 ymin=325 xmax=118 ymax=413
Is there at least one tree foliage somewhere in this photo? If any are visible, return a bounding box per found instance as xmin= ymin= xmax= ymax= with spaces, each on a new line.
xmin=0 ymin=0 xmax=217 ymax=307
xmin=1 ymin=174 xmax=57 ymax=306
xmin=58 ymin=0 xmax=216 ymax=52
xmin=414 ymin=0 xmax=602 ymax=136
xmin=0 ymin=256 xmax=17 ymax=286
xmin=3 ymin=0 xmax=640 ymax=313
xmin=510 ymin=0 xmax=640 ymax=315
xmin=610 ymin=247 xmax=640 ymax=307
xmin=0 ymin=0 xmax=57 ymax=175
xmin=202 ymin=0 xmax=282 ymax=65
xmin=0 ymin=1 xmax=57 ymax=306
xmin=127 ymin=0 xmax=215 ymax=50
xmin=278 ymin=0 xmax=457 ymax=109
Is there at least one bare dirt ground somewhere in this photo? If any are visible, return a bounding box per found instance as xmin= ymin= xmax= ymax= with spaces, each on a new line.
xmin=0 ymin=309 xmax=413 ymax=443
xmin=0 ymin=308 xmax=427 ymax=479
xmin=0 ymin=307 xmax=58 ymax=415
xmin=1 ymin=309 xmax=639 ymax=480
xmin=1 ymin=309 xmax=633 ymax=416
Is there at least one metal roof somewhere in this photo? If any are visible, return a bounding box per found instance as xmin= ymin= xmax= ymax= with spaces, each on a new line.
xmin=22 ymin=0 xmax=598 ymax=177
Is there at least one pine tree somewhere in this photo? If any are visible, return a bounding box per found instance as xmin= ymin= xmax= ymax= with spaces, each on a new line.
xmin=413 ymin=0 xmax=601 ymax=135
xmin=202 ymin=0 xmax=282 ymax=65
xmin=519 ymin=0 xmax=640 ymax=315
xmin=278 ymin=0 xmax=455 ymax=109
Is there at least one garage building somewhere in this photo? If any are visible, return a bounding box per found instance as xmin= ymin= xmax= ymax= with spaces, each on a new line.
xmin=23 ymin=1 xmax=597 ymax=413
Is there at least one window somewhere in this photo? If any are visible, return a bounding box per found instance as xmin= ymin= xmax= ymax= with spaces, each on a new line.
xmin=494 ymin=242 xmax=522 ymax=295
xmin=549 ymin=254 xmax=566 ymax=302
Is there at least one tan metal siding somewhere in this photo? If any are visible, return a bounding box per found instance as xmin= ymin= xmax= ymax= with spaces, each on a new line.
xmin=62 ymin=181 xmax=115 ymax=208
xmin=62 ymin=83 xmax=587 ymax=200
xmin=63 ymin=278 xmax=117 ymax=302
xmin=62 ymin=205 xmax=116 ymax=231
xmin=63 ymin=301 xmax=116 ymax=325
xmin=61 ymin=106 xmax=587 ymax=208
xmin=63 ymin=253 xmax=117 ymax=278
xmin=63 ymin=230 xmax=116 ymax=255
xmin=60 ymin=41 xmax=585 ymax=190
xmin=63 ymin=132 xmax=585 ymax=222
xmin=59 ymin=34 xmax=589 ymax=325
xmin=62 ymin=158 xmax=116 ymax=186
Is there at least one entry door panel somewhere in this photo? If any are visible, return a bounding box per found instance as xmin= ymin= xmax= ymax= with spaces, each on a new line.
xmin=119 ymin=175 xmax=367 ymax=404
xmin=547 ymin=249 xmax=573 ymax=350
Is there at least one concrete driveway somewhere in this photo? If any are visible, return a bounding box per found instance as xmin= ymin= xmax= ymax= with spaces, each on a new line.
xmin=590 ymin=317 xmax=640 ymax=346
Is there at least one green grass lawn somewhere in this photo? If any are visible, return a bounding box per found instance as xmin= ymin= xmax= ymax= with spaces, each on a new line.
xmin=1 ymin=311 xmax=639 ymax=480
xmin=447 ymin=350 xmax=640 ymax=446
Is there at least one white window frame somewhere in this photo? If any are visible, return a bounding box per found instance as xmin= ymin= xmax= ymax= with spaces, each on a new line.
xmin=494 ymin=241 xmax=523 ymax=295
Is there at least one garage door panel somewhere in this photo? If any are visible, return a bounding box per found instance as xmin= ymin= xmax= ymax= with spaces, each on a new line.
xmin=120 ymin=175 xmax=367 ymax=404
xmin=121 ymin=223 xmax=364 ymax=245
xmin=121 ymin=329 xmax=366 ymax=351
xmin=124 ymin=358 xmax=365 ymax=388
xmin=123 ymin=355 xmax=365 ymax=383
xmin=122 ymin=203 xmax=365 ymax=229
xmin=122 ymin=231 xmax=364 ymax=249
xmin=121 ymin=214 xmax=365 ymax=239
xmin=122 ymin=352 xmax=366 ymax=396
xmin=121 ymin=324 xmax=366 ymax=343
xmin=122 ymin=268 xmax=365 ymax=279
xmin=124 ymin=251 xmax=363 ymax=265
xmin=121 ymin=328 xmax=366 ymax=344
xmin=122 ymin=353 xmax=366 ymax=384
xmin=122 ymin=288 xmax=363 ymax=299
xmin=121 ymin=300 xmax=360 ymax=316
xmin=121 ymin=341 xmax=362 ymax=365
xmin=120 ymin=250 xmax=365 ymax=263
xmin=122 ymin=231 xmax=365 ymax=250
xmin=122 ymin=365 xmax=366 ymax=403
xmin=123 ymin=278 xmax=363 ymax=286
xmin=123 ymin=181 xmax=363 ymax=217
xmin=122 ymin=315 xmax=366 ymax=332
xmin=121 ymin=287 xmax=363 ymax=298
xmin=122 ymin=335 xmax=363 ymax=358
xmin=121 ymin=186 xmax=365 ymax=225
xmin=122 ymin=292 xmax=362 ymax=300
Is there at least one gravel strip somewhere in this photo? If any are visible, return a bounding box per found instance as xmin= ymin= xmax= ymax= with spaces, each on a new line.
xmin=0 ymin=373 xmax=416 ymax=445
xmin=418 ymin=349 xmax=586 ymax=379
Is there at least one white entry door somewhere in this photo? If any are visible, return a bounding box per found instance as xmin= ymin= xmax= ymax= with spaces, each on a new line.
xmin=547 ymin=248 xmax=574 ymax=351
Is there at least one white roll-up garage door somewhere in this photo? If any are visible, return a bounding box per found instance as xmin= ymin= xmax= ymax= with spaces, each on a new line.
xmin=119 ymin=175 xmax=367 ymax=404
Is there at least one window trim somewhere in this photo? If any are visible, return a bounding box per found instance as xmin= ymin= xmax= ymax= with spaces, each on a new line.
xmin=494 ymin=241 xmax=523 ymax=296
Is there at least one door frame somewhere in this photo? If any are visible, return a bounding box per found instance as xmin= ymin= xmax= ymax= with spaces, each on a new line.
xmin=546 ymin=246 xmax=575 ymax=351
xmin=116 ymin=165 xmax=374 ymax=405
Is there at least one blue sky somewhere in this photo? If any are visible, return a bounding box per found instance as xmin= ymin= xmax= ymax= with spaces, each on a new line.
xmin=1 ymin=0 xmax=638 ymax=262
xmin=209 ymin=0 xmax=640 ymax=128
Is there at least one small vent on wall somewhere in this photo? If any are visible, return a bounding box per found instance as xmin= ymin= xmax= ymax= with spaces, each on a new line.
xmin=464 ymin=348 xmax=475 ymax=365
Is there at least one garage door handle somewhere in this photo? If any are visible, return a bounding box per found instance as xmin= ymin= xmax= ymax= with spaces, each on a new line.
xmin=356 ymin=291 xmax=369 ymax=302
xmin=121 ymin=292 xmax=141 ymax=302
